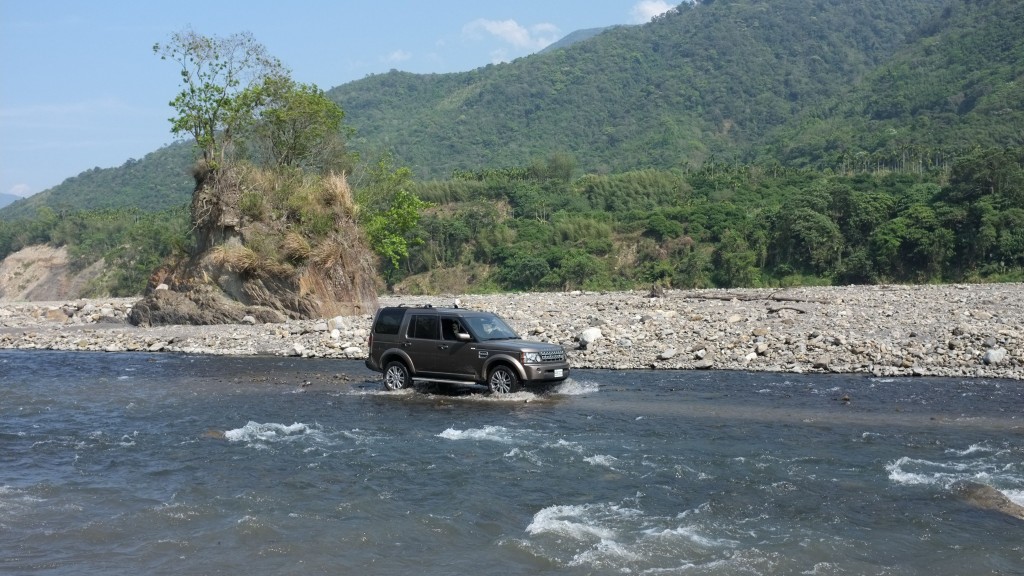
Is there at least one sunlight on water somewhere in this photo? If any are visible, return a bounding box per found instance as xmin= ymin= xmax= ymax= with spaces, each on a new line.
xmin=438 ymin=424 xmax=521 ymax=443
xmin=518 ymin=500 xmax=743 ymax=572
xmin=2 ymin=350 xmax=1022 ymax=575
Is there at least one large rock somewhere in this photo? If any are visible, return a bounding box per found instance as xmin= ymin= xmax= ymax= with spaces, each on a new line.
xmin=579 ymin=327 xmax=603 ymax=349
xmin=951 ymin=480 xmax=1024 ymax=520
xmin=128 ymin=286 xmax=286 ymax=327
xmin=127 ymin=165 xmax=380 ymax=326
xmin=983 ymin=347 xmax=1007 ymax=365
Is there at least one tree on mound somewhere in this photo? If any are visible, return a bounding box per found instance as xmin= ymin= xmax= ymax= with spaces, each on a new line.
xmin=130 ymin=30 xmax=379 ymax=326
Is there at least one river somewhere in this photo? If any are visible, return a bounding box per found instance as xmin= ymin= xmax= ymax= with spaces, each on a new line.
xmin=2 ymin=350 xmax=1022 ymax=575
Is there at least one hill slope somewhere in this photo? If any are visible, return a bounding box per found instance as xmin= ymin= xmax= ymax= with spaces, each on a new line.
xmin=770 ymin=0 xmax=1024 ymax=168
xmin=3 ymin=0 xmax=1021 ymax=219
xmin=0 ymin=142 xmax=194 ymax=221
xmin=328 ymin=0 xmax=960 ymax=177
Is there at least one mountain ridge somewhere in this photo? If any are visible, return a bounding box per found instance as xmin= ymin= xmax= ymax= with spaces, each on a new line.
xmin=2 ymin=0 xmax=1020 ymax=220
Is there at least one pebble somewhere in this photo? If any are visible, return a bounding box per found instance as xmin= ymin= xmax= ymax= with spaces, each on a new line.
xmin=1 ymin=284 xmax=1023 ymax=379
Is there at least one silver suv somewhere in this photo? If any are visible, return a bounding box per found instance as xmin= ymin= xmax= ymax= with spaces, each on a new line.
xmin=365 ymin=305 xmax=570 ymax=393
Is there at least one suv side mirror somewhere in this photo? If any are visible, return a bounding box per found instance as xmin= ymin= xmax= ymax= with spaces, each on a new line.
xmin=456 ymin=332 xmax=472 ymax=341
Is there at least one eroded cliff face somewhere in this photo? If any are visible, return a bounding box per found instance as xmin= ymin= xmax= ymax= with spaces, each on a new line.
xmin=0 ymin=245 xmax=105 ymax=302
xmin=128 ymin=165 xmax=380 ymax=326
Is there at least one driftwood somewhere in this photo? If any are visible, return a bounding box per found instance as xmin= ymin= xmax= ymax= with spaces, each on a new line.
xmin=681 ymin=290 xmax=830 ymax=304
xmin=767 ymin=304 xmax=809 ymax=314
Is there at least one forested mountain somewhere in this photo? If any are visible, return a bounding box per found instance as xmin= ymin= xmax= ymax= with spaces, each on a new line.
xmin=328 ymin=0 xmax=1019 ymax=178
xmin=0 ymin=142 xmax=194 ymax=221
xmin=770 ymin=0 xmax=1024 ymax=169
xmin=0 ymin=193 xmax=19 ymax=210
xmin=3 ymin=0 xmax=1019 ymax=217
xmin=538 ymin=26 xmax=616 ymax=53
xmin=2 ymin=0 xmax=1022 ymax=296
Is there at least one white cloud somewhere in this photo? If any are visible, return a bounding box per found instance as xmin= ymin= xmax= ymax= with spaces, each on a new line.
xmin=7 ymin=183 xmax=32 ymax=197
xmin=385 ymin=49 xmax=412 ymax=63
xmin=630 ymin=0 xmax=675 ymax=23
xmin=463 ymin=18 xmax=561 ymax=51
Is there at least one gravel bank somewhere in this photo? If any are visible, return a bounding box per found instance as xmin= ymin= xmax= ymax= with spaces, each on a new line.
xmin=2 ymin=284 xmax=1022 ymax=380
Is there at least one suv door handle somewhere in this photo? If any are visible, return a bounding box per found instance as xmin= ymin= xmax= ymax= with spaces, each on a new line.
xmin=402 ymin=342 xmax=413 ymax=347
xmin=438 ymin=345 xmax=449 ymax=350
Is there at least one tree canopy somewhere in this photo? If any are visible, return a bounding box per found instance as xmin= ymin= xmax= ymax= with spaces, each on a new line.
xmin=154 ymin=29 xmax=286 ymax=168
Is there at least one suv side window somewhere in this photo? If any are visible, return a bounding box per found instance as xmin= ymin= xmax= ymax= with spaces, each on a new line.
xmin=441 ymin=317 xmax=467 ymax=341
xmin=407 ymin=314 xmax=439 ymax=340
xmin=374 ymin=308 xmax=405 ymax=335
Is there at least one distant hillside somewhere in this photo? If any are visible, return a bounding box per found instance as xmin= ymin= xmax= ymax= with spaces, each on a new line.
xmin=0 ymin=142 xmax=194 ymax=221
xmin=3 ymin=0 xmax=1022 ymax=218
xmin=329 ymin=0 xmax=970 ymax=177
xmin=0 ymin=193 xmax=19 ymax=209
xmin=539 ymin=26 xmax=618 ymax=53
xmin=769 ymin=0 xmax=1024 ymax=168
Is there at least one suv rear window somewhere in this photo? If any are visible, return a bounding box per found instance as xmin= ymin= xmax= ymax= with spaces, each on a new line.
xmin=373 ymin=308 xmax=405 ymax=335
xmin=407 ymin=314 xmax=439 ymax=339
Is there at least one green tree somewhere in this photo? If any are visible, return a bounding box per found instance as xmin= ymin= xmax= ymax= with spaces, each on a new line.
xmin=356 ymin=156 xmax=432 ymax=283
xmin=553 ymin=249 xmax=607 ymax=290
xmin=364 ymin=189 xmax=430 ymax=279
xmin=771 ymin=207 xmax=844 ymax=275
xmin=713 ymin=229 xmax=760 ymax=287
xmin=243 ymin=76 xmax=349 ymax=173
xmin=154 ymin=29 xmax=285 ymax=168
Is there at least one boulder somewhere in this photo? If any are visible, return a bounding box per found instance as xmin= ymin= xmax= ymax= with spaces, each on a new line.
xmin=951 ymin=480 xmax=1024 ymax=520
xmin=126 ymin=164 xmax=380 ymax=327
xmin=693 ymin=358 xmax=714 ymax=369
xmin=579 ymin=327 xmax=603 ymax=349
xmin=983 ymin=347 xmax=1007 ymax=365
xmin=128 ymin=286 xmax=286 ymax=327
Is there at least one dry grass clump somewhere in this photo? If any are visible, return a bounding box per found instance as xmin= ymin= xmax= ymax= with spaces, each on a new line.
xmin=281 ymin=232 xmax=312 ymax=262
xmin=309 ymin=236 xmax=345 ymax=270
xmin=210 ymin=244 xmax=265 ymax=275
xmin=220 ymin=165 xmax=376 ymax=294
xmin=322 ymin=172 xmax=356 ymax=217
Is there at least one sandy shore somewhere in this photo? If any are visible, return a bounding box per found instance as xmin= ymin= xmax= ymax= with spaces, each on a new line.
xmin=2 ymin=284 xmax=1022 ymax=380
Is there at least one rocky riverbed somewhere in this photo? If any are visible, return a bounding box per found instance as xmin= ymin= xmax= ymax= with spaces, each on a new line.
xmin=2 ymin=284 xmax=1022 ymax=380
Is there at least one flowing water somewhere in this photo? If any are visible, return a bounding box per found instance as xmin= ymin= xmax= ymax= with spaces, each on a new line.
xmin=2 ymin=349 xmax=1023 ymax=575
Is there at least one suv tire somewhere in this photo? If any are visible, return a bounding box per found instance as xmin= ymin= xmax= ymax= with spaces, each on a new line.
xmin=487 ymin=365 xmax=520 ymax=394
xmin=383 ymin=361 xmax=412 ymax=391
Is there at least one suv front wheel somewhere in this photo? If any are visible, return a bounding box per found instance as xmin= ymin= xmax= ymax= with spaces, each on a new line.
xmin=383 ymin=361 xmax=412 ymax=391
xmin=487 ymin=365 xmax=520 ymax=394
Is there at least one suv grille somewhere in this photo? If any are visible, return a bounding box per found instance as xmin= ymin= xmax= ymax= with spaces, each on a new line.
xmin=539 ymin=350 xmax=566 ymax=362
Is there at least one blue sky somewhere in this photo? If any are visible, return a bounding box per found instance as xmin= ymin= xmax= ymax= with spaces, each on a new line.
xmin=1 ymin=0 xmax=675 ymax=199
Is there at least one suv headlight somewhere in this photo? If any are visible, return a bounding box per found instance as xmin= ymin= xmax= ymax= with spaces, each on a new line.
xmin=521 ymin=351 xmax=542 ymax=364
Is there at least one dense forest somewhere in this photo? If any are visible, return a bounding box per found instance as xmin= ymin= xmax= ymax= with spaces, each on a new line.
xmin=331 ymin=0 xmax=1022 ymax=176
xmin=393 ymin=147 xmax=1024 ymax=292
xmin=1 ymin=0 xmax=1022 ymax=296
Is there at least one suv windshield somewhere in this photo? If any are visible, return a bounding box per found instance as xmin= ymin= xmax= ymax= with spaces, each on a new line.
xmin=463 ymin=315 xmax=520 ymax=341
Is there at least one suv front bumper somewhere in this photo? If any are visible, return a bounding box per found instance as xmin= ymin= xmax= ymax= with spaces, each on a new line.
xmin=522 ymin=363 xmax=570 ymax=382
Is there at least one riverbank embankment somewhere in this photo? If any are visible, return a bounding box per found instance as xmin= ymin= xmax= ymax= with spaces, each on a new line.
xmin=2 ymin=284 xmax=1022 ymax=380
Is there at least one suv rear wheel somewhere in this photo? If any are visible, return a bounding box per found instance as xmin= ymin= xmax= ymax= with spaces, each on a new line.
xmin=383 ymin=361 xmax=412 ymax=391
xmin=487 ymin=365 xmax=520 ymax=394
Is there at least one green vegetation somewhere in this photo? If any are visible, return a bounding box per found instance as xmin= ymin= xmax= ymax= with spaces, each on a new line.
xmin=330 ymin=0 xmax=1020 ymax=177
xmin=356 ymin=156 xmax=432 ymax=285
xmin=1 ymin=1 xmax=1022 ymax=296
xmin=153 ymin=29 xmax=287 ymax=168
xmin=0 ymin=143 xmax=194 ymax=222
xmin=0 ymin=206 xmax=191 ymax=296
xmin=395 ymin=148 xmax=1024 ymax=292
xmin=2 ymin=149 xmax=1021 ymax=295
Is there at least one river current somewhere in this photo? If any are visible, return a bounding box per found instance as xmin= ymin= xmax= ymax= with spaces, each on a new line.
xmin=2 ymin=350 xmax=1022 ymax=575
